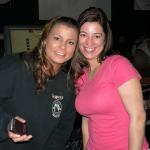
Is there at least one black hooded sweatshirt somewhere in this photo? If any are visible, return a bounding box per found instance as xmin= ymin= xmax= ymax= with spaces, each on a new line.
xmin=0 ymin=54 xmax=76 ymax=150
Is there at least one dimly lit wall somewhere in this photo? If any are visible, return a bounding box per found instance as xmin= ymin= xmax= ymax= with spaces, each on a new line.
xmin=112 ymin=0 xmax=150 ymax=39
xmin=0 ymin=0 xmax=150 ymax=38
xmin=0 ymin=0 xmax=39 ymax=32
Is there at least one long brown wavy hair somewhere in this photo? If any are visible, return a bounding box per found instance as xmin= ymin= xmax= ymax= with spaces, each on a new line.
xmin=70 ymin=7 xmax=113 ymax=82
xmin=21 ymin=16 xmax=79 ymax=93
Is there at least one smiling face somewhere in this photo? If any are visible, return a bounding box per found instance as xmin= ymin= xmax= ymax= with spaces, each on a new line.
xmin=79 ymin=22 xmax=105 ymax=64
xmin=45 ymin=23 xmax=78 ymax=69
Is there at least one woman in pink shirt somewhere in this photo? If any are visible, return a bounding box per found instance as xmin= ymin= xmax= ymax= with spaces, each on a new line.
xmin=71 ymin=7 xmax=149 ymax=150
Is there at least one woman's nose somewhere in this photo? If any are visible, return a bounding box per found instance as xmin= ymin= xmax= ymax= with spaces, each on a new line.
xmin=85 ymin=37 xmax=93 ymax=47
xmin=60 ymin=41 xmax=66 ymax=50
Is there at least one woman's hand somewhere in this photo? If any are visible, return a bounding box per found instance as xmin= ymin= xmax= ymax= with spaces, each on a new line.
xmin=8 ymin=116 xmax=32 ymax=142
xmin=8 ymin=131 xmax=32 ymax=142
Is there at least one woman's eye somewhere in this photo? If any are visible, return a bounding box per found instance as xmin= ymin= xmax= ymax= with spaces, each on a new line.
xmin=54 ymin=36 xmax=60 ymax=40
xmin=68 ymin=41 xmax=75 ymax=45
xmin=95 ymin=35 xmax=100 ymax=39
xmin=95 ymin=33 xmax=103 ymax=39
xmin=95 ymin=34 xmax=102 ymax=39
xmin=79 ymin=33 xmax=86 ymax=37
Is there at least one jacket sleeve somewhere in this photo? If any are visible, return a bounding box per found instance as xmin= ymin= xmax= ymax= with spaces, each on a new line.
xmin=0 ymin=110 xmax=12 ymax=140
xmin=0 ymin=57 xmax=15 ymax=141
xmin=45 ymin=93 xmax=76 ymax=150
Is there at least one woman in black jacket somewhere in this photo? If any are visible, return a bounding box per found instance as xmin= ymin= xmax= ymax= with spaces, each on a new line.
xmin=0 ymin=16 xmax=79 ymax=150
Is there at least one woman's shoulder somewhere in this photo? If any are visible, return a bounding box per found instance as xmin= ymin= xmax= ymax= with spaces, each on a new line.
xmin=0 ymin=54 xmax=23 ymax=71
xmin=106 ymin=54 xmax=127 ymax=61
xmin=105 ymin=54 xmax=131 ymax=65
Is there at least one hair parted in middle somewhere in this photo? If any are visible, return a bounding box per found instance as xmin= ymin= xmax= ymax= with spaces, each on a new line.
xmin=70 ymin=7 xmax=113 ymax=81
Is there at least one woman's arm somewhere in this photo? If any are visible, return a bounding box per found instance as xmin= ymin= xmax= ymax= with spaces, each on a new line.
xmin=82 ymin=116 xmax=89 ymax=150
xmin=0 ymin=56 xmax=32 ymax=142
xmin=118 ymin=78 xmax=146 ymax=150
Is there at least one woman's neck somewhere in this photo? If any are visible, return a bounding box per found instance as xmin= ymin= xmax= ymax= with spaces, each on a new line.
xmin=88 ymin=61 xmax=101 ymax=79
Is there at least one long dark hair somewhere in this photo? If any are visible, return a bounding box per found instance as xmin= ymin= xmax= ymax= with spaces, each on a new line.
xmin=71 ymin=7 xmax=113 ymax=82
xmin=21 ymin=16 xmax=79 ymax=93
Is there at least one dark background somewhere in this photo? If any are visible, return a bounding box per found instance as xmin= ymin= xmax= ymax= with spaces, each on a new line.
xmin=112 ymin=0 xmax=150 ymax=40
xmin=0 ymin=0 xmax=150 ymax=56
xmin=0 ymin=0 xmax=150 ymax=35
xmin=0 ymin=0 xmax=39 ymax=32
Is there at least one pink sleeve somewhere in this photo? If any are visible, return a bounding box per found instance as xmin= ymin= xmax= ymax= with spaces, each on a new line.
xmin=111 ymin=55 xmax=141 ymax=88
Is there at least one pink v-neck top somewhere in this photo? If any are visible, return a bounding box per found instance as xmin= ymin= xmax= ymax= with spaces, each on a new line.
xmin=75 ymin=55 xmax=148 ymax=150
